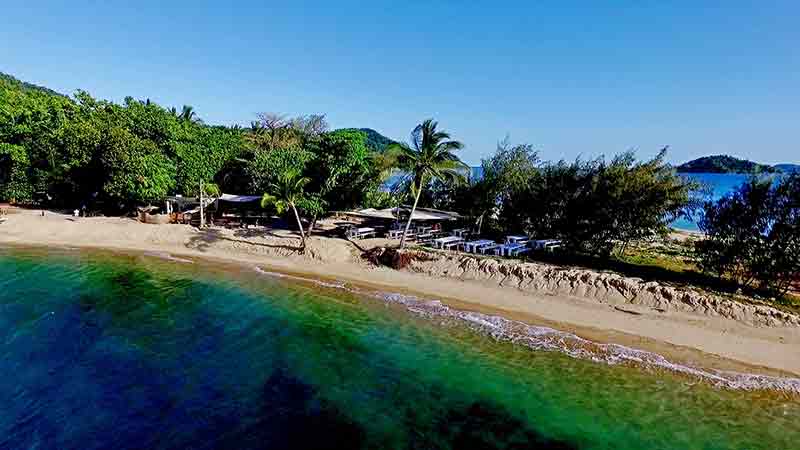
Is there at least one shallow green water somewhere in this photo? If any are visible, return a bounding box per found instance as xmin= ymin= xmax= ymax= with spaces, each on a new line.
xmin=0 ymin=247 xmax=798 ymax=449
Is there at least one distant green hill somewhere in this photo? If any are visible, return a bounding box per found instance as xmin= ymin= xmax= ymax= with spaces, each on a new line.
xmin=676 ymin=155 xmax=777 ymax=174
xmin=338 ymin=128 xmax=396 ymax=152
xmin=0 ymin=72 xmax=67 ymax=98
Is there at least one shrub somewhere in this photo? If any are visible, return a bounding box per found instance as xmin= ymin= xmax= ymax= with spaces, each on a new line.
xmin=696 ymin=174 xmax=800 ymax=296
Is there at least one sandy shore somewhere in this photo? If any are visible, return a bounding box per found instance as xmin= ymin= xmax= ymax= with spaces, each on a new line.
xmin=2 ymin=208 xmax=799 ymax=379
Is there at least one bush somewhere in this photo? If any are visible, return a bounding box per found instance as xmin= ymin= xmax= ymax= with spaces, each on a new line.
xmin=696 ymin=174 xmax=800 ymax=296
xmin=427 ymin=145 xmax=698 ymax=258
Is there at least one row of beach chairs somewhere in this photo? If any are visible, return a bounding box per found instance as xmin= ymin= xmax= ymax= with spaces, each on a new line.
xmin=345 ymin=224 xmax=561 ymax=259
xmin=437 ymin=235 xmax=563 ymax=257
xmin=350 ymin=225 xmax=466 ymax=243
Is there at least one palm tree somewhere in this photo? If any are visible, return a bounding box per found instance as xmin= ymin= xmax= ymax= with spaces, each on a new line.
xmin=178 ymin=105 xmax=202 ymax=123
xmin=261 ymin=170 xmax=311 ymax=251
xmin=384 ymin=119 xmax=468 ymax=249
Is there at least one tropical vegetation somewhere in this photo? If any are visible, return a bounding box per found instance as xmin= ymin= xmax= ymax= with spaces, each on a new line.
xmin=382 ymin=119 xmax=468 ymax=248
xmin=421 ymin=142 xmax=699 ymax=257
xmin=1 ymin=71 xmax=797 ymax=300
xmin=696 ymin=174 xmax=800 ymax=297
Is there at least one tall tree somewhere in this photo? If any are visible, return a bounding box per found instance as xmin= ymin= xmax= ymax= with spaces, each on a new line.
xmin=384 ymin=119 xmax=468 ymax=249
xmin=178 ymin=105 xmax=201 ymax=123
xmin=260 ymin=169 xmax=312 ymax=251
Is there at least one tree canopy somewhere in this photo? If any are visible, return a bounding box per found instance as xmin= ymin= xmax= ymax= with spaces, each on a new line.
xmin=421 ymin=143 xmax=698 ymax=257
xmin=0 ymin=73 xmax=246 ymax=208
xmin=696 ymin=174 xmax=800 ymax=296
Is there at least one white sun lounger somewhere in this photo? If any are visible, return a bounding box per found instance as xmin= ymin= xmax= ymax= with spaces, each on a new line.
xmin=387 ymin=229 xmax=419 ymax=240
xmin=464 ymin=239 xmax=494 ymax=253
xmin=433 ymin=236 xmax=463 ymax=250
xmin=347 ymin=227 xmax=376 ymax=239
xmin=387 ymin=229 xmax=403 ymax=239
xmin=532 ymin=239 xmax=560 ymax=249
xmin=442 ymin=239 xmax=464 ymax=250
xmin=477 ymin=244 xmax=499 ymax=255
xmin=416 ymin=232 xmax=434 ymax=245
xmin=508 ymin=245 xmax=530 ymax=257
xmin=451 ymin=228 xmax=469 ymax=238
xmin=505 ymin=235 xmax=528 ymax=245
xmin=495 ymin=243 xmax=529 ymax=257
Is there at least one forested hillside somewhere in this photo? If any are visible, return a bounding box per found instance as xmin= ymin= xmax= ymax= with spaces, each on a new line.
xmin=676 ymin=155 xmax=777 ymax=174
xmin=338 ymin=128 xmax=396 ymax=152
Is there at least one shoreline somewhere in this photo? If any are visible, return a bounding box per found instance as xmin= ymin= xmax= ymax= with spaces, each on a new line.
xmin=6 ymin=241 xmax=800 ymax=394
xmin=2 ymin=209 xmax=799 ymax=382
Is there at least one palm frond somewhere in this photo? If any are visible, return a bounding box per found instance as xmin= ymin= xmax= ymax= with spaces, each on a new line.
xmin=261 ymin=193 xmax=277 ymax=209
xmin=411 ymin=123 xmax=425 ymax=152
xmin=435 ymin=140 xmax=465 ymax=153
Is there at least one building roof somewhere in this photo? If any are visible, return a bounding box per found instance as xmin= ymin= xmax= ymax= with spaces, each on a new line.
xmin=342 ymin=207 xmax=461 ymax=221
xmin=218 ymin=194 xmax=262 ymax=203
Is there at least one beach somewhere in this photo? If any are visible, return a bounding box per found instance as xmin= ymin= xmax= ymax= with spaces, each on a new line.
xmin=2 ymin=208 xmax=799 ymax=379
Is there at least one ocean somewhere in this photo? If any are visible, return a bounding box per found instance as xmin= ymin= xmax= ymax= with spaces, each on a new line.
xmin=671 ymin=173 xmax=756 ymax=231
xmin=1 ymin=246 xmax=798 ymax=449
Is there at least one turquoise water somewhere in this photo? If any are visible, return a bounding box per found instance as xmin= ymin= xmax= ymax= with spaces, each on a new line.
xmin=672 ymin=173 xmax=755 ymax=231
xmin=1 ymin=247 xmax=799 ymax=449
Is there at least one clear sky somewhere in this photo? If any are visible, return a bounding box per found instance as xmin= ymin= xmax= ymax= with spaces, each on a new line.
xmin=2 ymin=1 xmax=798 ymax=165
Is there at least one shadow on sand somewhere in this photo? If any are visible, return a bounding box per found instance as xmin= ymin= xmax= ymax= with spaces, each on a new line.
xmin=185 ymin=228 xmax=303 ymax=253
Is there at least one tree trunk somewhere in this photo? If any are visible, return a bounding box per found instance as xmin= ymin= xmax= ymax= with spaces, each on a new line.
xmin=306 ymin=213 xmax=317 ymax=238
xmin=290 ymin=202 xmax=306 ymax=251
xmin=400 ymin=181 xmax=424 ymax=250
xmin=199 ymin=181 xmax=205 ymax=228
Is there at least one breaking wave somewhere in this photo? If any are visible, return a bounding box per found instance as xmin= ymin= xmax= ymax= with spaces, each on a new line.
xmin=253 ymin=265 xmax=800 ymax=394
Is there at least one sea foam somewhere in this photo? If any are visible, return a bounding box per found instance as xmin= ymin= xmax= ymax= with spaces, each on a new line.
xmin=252 ymin=265 xmax=800 ymax=394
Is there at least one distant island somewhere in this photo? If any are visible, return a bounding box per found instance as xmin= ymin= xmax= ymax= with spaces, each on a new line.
xmin=676 ymin=155 xmax=797 ymax=174
xmin=338 ymin=128 xmax=397 ymax=152
xmin=773 ymin=163 xmax=800 ymax=173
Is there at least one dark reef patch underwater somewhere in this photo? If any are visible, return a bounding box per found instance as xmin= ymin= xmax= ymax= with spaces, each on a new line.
xmin=0 ymin=246 xmax=798 ymax=449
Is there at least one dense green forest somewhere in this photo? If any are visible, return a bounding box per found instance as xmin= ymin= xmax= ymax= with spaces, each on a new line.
xmin=676 ymin=155 xmax=778 ymax=174
xmin=0 ymin=72 xmax=67 ymax=98
xmin=0 ymin=72 xmax=392 ymax=214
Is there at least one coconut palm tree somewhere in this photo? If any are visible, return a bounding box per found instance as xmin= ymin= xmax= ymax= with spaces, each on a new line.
xmin=260 ymin=169 xmax=311 ymax=251
xmin=178 ymin=105 xmax=202 ymax=123
xmin=384 ymin=119 xmax=468 ymax=249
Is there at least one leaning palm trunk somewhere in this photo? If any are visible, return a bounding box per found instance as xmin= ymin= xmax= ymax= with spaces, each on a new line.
xmin=306 ymin=214 xmax=317 ymax=239
xmin=400 ymin=182 xmax=424 ymax=249
xmin=290 ymin=202 xmax=307 ymax=250
xmin=386 ymin=119 xmax=467 ymax=249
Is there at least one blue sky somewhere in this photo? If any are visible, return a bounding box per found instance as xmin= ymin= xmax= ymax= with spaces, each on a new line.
xmin=2 ymin=1 xmax=798 ymax=165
